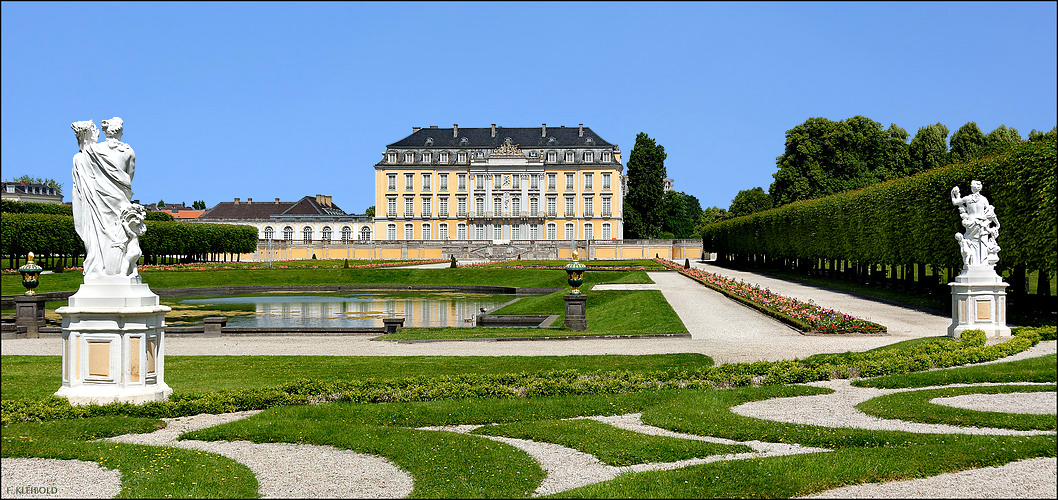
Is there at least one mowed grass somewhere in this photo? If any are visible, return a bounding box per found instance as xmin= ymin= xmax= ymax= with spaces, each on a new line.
xmin=853 ymin=354 xmax=1057 ymax=388
xmin=855 ymin=384 xmax=1057 ymax=430
xmin=0 ymin=353 xmax=713 ymax=400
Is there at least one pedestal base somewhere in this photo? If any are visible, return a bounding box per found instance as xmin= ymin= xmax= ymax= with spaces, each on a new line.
xmin=948 ymin=266 xmax=1011 ymax=338
xmin=14 ymin=295 xmax=46 ymax=338
xmin=564 ymin=294 xmax=587 ymax=331
xmin=55 ymin=276 xmax=172 ymax=406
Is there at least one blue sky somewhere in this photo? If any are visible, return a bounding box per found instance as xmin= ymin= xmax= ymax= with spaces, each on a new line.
xmin=2 ymin=1 xmax=1055 ymax=213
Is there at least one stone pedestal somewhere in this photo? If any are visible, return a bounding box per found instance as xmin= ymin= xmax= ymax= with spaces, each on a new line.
xmin=55 ymin=276 xmax=172 ymax=405
xmin=948 ymin=265 xmax=1011 ymax=338
xmin=382 ymin=317 xmax=405 ymax=334
xmin=203 ymin=316 xmax=227 ymax=338
xmin=563 ymin=294 xmax=587 ymax=331
xmin=14 ymin=295 xmax=47 ymax=338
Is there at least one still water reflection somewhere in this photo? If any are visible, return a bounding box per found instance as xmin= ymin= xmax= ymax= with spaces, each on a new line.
xmin=181 ymin=292 xmax=515 ymax=328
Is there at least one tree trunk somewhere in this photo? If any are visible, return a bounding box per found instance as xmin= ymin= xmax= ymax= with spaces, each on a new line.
xmin=1038 ymin=270 xmax=1052 ymax=297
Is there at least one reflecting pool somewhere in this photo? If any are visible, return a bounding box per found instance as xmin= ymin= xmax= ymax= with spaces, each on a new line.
xmin=180 ymin=292 xmax=516 ymax=328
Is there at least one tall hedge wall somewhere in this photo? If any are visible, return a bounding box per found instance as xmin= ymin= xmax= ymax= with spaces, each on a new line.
xmin=702 ymin=139 xmax=1056 ymax=275
xmin=1 ymin=211 xmax=259 ymax=269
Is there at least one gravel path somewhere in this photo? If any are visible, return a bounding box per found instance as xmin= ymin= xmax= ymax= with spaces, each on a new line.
xmin=0 ymin=458 xmax=121 ymax=499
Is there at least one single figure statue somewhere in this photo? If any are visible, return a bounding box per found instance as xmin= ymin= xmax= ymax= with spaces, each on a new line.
xmin=71 ymin=117 xmax=141 ymax=280
xmin=950 ymin=180 xmax=1000 ymax=268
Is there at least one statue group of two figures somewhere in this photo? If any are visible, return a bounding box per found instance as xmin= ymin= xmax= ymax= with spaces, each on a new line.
xmin=56 ymin=118 xmax=171 ymax=405
xmin=70 ymin=118 xmax=146 ymax=281
xmin=948 ymin=179 xmax=1010 ymax=338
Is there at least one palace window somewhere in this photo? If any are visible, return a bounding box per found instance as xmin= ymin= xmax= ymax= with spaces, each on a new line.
xmin=565 ymin=196 xmax=574 ymax=217
xmin=584 ymin=173 xmax=593 ymax=190
xmin=602 ymin=223 xmax=611 ymax=240
xmin=263 ymin=226 xmax=274 ymax=240
xmin=439 ymin=151 xmax=449 ymax=163
xmin=421 ymin=223 xmax=431 ymax=240
xmin=405 ymin=173 xmax=414 ymax=190
xmin=512 ymin=175 xmax=520 ymax=188
xmin=422 ymin=152 xmax=432 ymax=163
xmin=529 ymin=223 xmax=539 ymax=240
xmin=494 ymin=197 xmax=502 ymax=215
xmin=475 ymin=197 xmax=485 ymax=217
xmin=546 ymin=197 xmax=557 ymax=217
xmin=547 ymin=223 xmax=556 ymax=240
xmin=602 ymin=151 xmax=611 ymax=162
xmin=584 ymin=223 xmax=593 ymax=241
xmin=565 ymin=151 xmax=574 ymax=162
xmin=387 ymin=174 xmax=396 ymax=191
xmin=511 ymin=223 xmax=520 ymax=239
xmin=529 ymin=197 xmax=538 ymax=216
xmin=439 ymin=196 xmax=448 ymax=217
xmin=602 ymin=173 xmax=611 ymax=189
xmin=387 ymin=224 xmax=396 ymax=241
xmin=422 ymin=196 xmax=432 ymax=217
xmin=457 ymin=223 xmax=467 ymax=240
xmin=457 ymin=151 xmax=467 ymax=163
xmin=303 ymin=226 xmax=313 ymax=242
xmin=387 ymin=152 xmax=396 ymax=163
xmin=457 ymin=197 xmax=467 ymax=217
xmin=283 ymin=226 xmax=293 ymax=241
xmin=360 ymin=226 xmax=371 ymax=241
xmin=404 ymin=152 xmax=414 ymax=163
xmin=457 ymin=173 xmax=467 ymax=190
xmin=404 ymin=196 xmax=414 ymax=217
xmin=321 ymin=226 xmax=332 ymax=242
xmin=530 ymin=174 xmax=539 ymax=189
xmin=439 ymin=223 xmax=449 ymax=240
xmin=602 ymin=196 xmax=611 ymax=216
xmin=494 ymin=174 xmax=502 ymax=187
xmin=512 ymin=197 xmax=521 ymax=215
xmin=547 ymin=173 xmax=556 ymax=190
xmin=404 ymin=223 xmax=414 ymax=240
xmin=422 ymin=173 xmax=431 ymax=190
xmin=565 ymin=173 xmax=574 ymax=190
xmin=341 ymin=226 xmax=352 ymax=241
xmin=475 ymin=223 xmax=485 ymax=240
xmin=387 ymin=196 xmax=397 ymax=217
xmin=547 ymin=151 xmax=557 ymax=162
xmin=565 ymin=223 xmax=574 ymax=240
xmin=584 ymin=196 xmax=593 ymax=217
xmin=476 ymin=175 xmax=485 ymax=190
xmin=439 ymin=173 xmax=448 ymax=190
xmin=584 ymin=152 xmax=594 ymax=162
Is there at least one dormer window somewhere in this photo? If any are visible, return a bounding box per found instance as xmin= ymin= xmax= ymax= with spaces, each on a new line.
xmin=584 ymin=152 xmax=594 ymax=162
xmin=547 ymin=151 xmax=557 ymax=162
xmin=404 ymin=152 xmax=414 ymax=163
xmin=425 ymin=137 xmax=434 ymax=146
xmin=585 ymin=137 xmax=594 ymax=144
xmin=423 ymin=152 xmax=432 ymax=163
xmin=602 ymin=151 xmax=611 ymax=162
xmin=458 ymin=152 xmax=467 ymax=163
xmin=387 ymin=152 xmax=397 ymax=163
xmin=460 ymin=137 xmax=469 ymax=145
xmin=565 ymin=151 xmax=574 ymax=162
xmin=439 ymin=151 xmax=449 ymax=162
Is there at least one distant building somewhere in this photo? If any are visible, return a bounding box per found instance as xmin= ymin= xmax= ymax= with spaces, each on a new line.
xmin=663 ymin=178 xmax=674 ymax=193
xmin=195 ymin=195 xmax=373 ymax=242
xmin=375 ymin=124 xmax=624 ymax=242
xmin=145 ymin=202 xmax=204 ymax=220
xmin=2 ymin=182 xmax=62 ymax=204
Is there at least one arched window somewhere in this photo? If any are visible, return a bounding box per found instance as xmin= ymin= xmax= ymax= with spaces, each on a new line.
xmin=303 ymin=226 xmax=313 ymax=242
xmin=360 ymin=226 xmax=371 ymax=241
xmin=547 ymin=223 xmax=556 ymax=240
xmin=341 ymin=226 xmax=352 ymax=241
xmin=584 ymin=223 xmax=593 ymax=241
xmin=602 ymin=223 xmax=612 ymax=240
xmin=283 ymin=226 xmax=294 ymax=241
xmin=263 ymin=226 xmax=274 ymax=240
xmin=387 ymin=224 xmax=396 ymax=241
xmin=457 ymin=223 xmax=467 ymax=240
xmin=321 ymin=226 xmax=332 ymax=242
xmin=404 ymin=223 xmax=414 ymax=240
xmin=439 ymin=223 xmax=449 ymax=240
xmin=564 ymin=223 xmax=574 ymax=240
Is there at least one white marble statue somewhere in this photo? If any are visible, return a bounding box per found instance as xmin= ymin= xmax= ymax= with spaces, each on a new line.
xmin=950 ymin=180 xmax=1000 ymax=268
xmin=71 ymin=117 xmax=141 ymax=280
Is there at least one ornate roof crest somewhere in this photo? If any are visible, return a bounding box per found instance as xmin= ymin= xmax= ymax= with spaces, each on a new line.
xmin=492 ymin=137 xmax=525 ymax=158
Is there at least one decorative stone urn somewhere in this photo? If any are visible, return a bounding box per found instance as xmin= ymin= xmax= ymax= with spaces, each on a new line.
xmin=564 ymin=250 xmax=587 ymax=294
xmin=18 ymin=252 xmax=43 ymax=295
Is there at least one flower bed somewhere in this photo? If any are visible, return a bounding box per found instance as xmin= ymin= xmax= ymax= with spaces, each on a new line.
xmin=2 ymin=259 xmax=449 ymax=274
xmin=655 ymin=259 xmax=886 ymax=334
xmin=458 ymin=259 xmax=648 ymax=271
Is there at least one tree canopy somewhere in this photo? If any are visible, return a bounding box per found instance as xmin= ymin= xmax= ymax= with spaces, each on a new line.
xmin=660 ymin=191 xmax=699 ymax=238
xmin=8 ymin=175 xmax=63 ymax=194
xmin=949 ymin=122 xmax=986 ymax=163
xmin=192 ymin=200 xmax=207 ymax=210
xmin=728 ymin=187 xmax=773 ymax=218
xmin=624 ymin=132 xmax=667 ymax=238
xmin=908 ymin=122 xmax=950 ymax=173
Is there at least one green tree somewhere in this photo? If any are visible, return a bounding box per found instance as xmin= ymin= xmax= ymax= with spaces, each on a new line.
xmin=728 ymin=187 xmax=773 ymax=218
xmin=661 ymin=191 xmax=695 ymax=238
xmin=365 ymin=206 xmax=375 ymax=218
xmin=624 ymin=132 xmax=667 ymax=238
xmin=769 ymin=116 xmax=909 ymax=206
xmin=985 ymin=125 xmax=1022 ymax=148
xmin=192 ymin=200 xmax=207 ymax=210
xmin=1028 ymin=126 xmax=1057 ymax=143
xmin=157 ymin=199 xmax=165 ymax=208
xmin=908 ymin=123 xmax=950 ymax=173
xmin=9 ymin=175 xmax=63 ymax=194
xmin=695 ymin=206 xmax=728 ymax=234
xmin=949 ymin=122 xmax=987 ymax=163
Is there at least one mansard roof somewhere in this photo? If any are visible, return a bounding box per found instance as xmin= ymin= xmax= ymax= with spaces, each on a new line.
xmin=199 ymin=196 xmax=346 ymax=220
xmin=386 ymin=126 xmax=615 ymax=149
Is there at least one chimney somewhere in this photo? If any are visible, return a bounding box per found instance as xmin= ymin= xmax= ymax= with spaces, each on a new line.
xmin=316 ymin=194 xmax=324 ymax=205
xmin=326 ymin=195 xmax=332 ymax=206
xmin=275 ymin=197 xmax=280 ymax=204
xmin=234 ymin=197 xmax=240 ymax=204
xmin=429 ymin=125 xmax=438 ymax=129
xmin=412 ymin=126 xmax=421 ymax=133
xmin=491 ymin=124 xmax=496 ymax=138
xmin=453 ymin=124 xmax=458 ymax=138
xmin=579 ymin=124 xmax=583 ymax=137
xmin=542 ymin=123 xmax=547 ymax=137
xmin=246 ymin=198 xmax=252 ymax=204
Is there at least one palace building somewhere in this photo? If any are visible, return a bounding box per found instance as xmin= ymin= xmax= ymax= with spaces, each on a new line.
xmin=374 ymin=124 xmax=624 ymax=242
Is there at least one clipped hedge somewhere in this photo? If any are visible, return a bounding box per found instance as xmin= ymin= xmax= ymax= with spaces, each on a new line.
xmin=1 ymin=213 xmax=258 ymax=267
xmin=703 ymin=139 xmax=1057 ymax=276
xmin=3 ymin=326 xmax=1050 ymax=424
xmin=0 ymin=200 xmax=73 ymax=216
